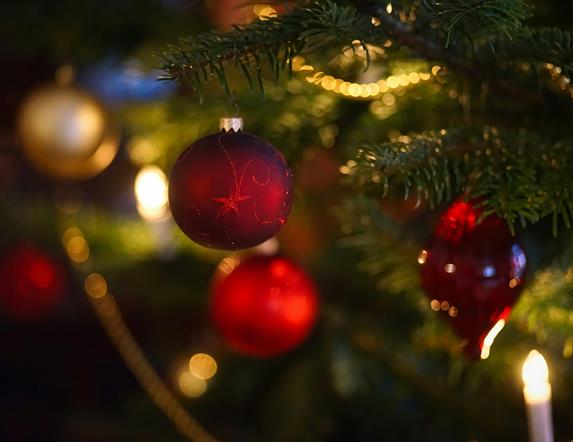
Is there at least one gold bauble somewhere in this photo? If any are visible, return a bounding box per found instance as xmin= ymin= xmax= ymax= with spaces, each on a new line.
xmin=18 ymin=85 xmax=119 ymax=180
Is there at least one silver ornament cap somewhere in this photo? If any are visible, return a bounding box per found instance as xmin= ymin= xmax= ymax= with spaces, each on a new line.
xmin=219 ymin=117 xmax=244 ymax=133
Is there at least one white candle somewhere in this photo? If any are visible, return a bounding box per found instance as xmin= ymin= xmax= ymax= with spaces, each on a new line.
xmin=522 ymin=350 xmax=554 ymax=442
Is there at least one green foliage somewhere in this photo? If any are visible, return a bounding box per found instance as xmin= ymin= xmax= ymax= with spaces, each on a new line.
xmin=158 ymin=1 xmax=378 ymax=95
xmin=420 ymin=0 xmax=531 ymax=46
xmin=348 ymin=127 xmax=573 ymax=234
xmin=513 ymin=267 xmax=573 ymax=341
xmin=488 ymin=27 xmax=573 ymax=75
xmin=338 ymin=196 xmax=424 ymax=302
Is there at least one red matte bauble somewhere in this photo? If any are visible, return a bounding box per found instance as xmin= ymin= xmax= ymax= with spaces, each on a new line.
xmin=0 ymin=245 xmax=66 ymax=320
xmin=169 ymin=130 xmax=293 ymax=250
xmin=211 ymin=255 xmax=319 ymax=357
xmin=418 ymin=199 xmax=527 ymax=358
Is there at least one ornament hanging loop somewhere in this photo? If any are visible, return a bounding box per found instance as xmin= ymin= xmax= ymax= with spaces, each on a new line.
xmin=219 ymin=117 xmax=243 ymax=133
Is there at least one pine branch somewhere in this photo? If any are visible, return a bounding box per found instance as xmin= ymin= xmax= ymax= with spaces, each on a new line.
xmin=420 ymin=0 xmax=531 ymax=47
xmin=158 ymin=1 xmax=378 ymax=93
xmin=487 ymin=28 xmax=573 ymax=75
xmin=346 ymin=127 xmax=573 ymax=234
xmin=338 ymin=196 xmax=424 ymax=301
xmin=513 ymin=267 xmax=573 ymax=340
xmin=366 ymin=5 xmax=549 ymax=106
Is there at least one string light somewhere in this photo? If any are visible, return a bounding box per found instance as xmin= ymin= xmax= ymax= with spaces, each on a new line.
xmin=546 ymin=63 xmax=573 ymax=99
xmin=189 ymin=353 xmax=218 ymax=380
xmin=84 ymin=273 xmax=107 ymax=299
xmin=62 ymin=223 xmax=217 ymax=442
xmin=254 ymin=6 xmax=438 ymax=103
xmin=63 ymin=227 xmax=90 ymax=263
xmin=178 ymin=372 xmax=207 ymax=398
xmin=291 ymin=51 xmax=438 ymax=100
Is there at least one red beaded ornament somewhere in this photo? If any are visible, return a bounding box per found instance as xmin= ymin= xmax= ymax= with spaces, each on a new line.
xmin=0 ymin=245 xmax=66 ymax=320
xmin=418 ymin=199 xmax=527 ymax=359
xmin=211 ymin=255 xmax=319 ymax=357
xmin=169 ymin=118 xmax=293 ymax=250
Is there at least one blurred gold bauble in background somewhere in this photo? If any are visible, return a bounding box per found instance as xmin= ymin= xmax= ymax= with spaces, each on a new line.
xmin=18 ymin=85 xmax=119 ymax=180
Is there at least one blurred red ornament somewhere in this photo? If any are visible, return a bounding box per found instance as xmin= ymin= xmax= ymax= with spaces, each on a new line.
xmin=206 ymin=0 xmax=253 ymax=30
xmin=211 ymin=255 xmax=319 ymax=356
xmin=296 ymin=148 xmax=340 ymax=193
xmin=169 ymin=118 xmax=293 ymax=250
xmin=278 ymin=209 xmax=324 ymax=263
xmin=206 ymin=0 xmax=286 ymax=31
xmin=0 ymin=245 xmax=66 ymax=320
xmin=379 ymin=194 xmax=426 ymax=223
xmin=418 ymin=199 xmax=527 ymax=359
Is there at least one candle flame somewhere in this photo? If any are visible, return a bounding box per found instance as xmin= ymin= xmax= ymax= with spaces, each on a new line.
xmin=522 ymin=350 xmax=549 ymax=386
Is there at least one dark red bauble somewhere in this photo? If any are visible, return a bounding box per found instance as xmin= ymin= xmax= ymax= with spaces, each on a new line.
xmin=211 ymin=255 xmax=319 ymax=357
xmin=418 ymin=199 xmax=527 ymax=358
xmin=0 ymin=245 xmax=66 ymax=320
xmin=169 ymin=129 xmax=293 ymax=250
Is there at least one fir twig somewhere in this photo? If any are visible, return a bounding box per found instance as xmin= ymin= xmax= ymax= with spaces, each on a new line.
xmin=420 ymin=0 xmax=531 ymax=46
xmin=488 ymin=28 xmax=573 ymax=75
xmin=347 ymin=127 xmax=573 ymax=234
xmin=158 ymin=1 xmax=377 ymax=94
xmin=368 ymin=6 xmax=548 ymax=107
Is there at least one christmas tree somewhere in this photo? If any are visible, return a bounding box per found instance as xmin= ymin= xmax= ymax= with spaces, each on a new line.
xmin=2 ymin=0 xmax=573 ymax=441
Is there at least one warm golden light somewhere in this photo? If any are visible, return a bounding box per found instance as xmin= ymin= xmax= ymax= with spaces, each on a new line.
xmin=444 ymin=263 xmax=456 ymax=273
xmin=218 ymin=256 xmax=240 ymax=276
xmin=189 ymin=353 xmax=218 ymax=380
xmin=135 ymin=165 xmax=169 ymax=220
xmin=178 ymin=372 xmax=207 ymax=398
xmin=128 ymin=137 xmax=158 ymax=166
xmin=66 ymin=235 xmax=90 ymax=263
xmin=254 ymin=4 xmax=278 ymax=19
xmin=523 ymin=350 xmax=549 ymax=386
xmin=290 ymin=53 xmax=434 ymax=100
xmin=386 ymin=76 xmax=399 ymax=89
xmin=521 ymin=350 xmax=554 ymax=441
xmin=85 ymin=273 xmax=108 ymax=299
xmin=253 ymin=237 xmax=280 ymax=255
xmin=62 ymin=226 xmax=84 ymax=247
xmin=480 ymin=319 xmax=505 ymax=359
xmin=417 ymin=249 xmax=428 ymax=264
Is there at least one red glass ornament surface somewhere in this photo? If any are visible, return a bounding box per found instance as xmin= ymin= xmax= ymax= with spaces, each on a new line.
xmin=211 ymin=255 xmax=319 ymax=357
xmin=169 ymin=131 xmax=293 ymax=250
xmin=419 ymin=200 xmax=527 ymax=358
xmin=0 ymin=245 xmax=66 ymax=320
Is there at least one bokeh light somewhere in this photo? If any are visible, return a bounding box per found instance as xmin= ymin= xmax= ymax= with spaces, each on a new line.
xmin=188 ymin=353 xmax=218 ymax=380
xmin=84 ymin=273 xmax=108 ymax=299
xmin=135 ymin=165 xmax=169 ymax=220
xmin=178 ymin=372 xmax=207 ymax=398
